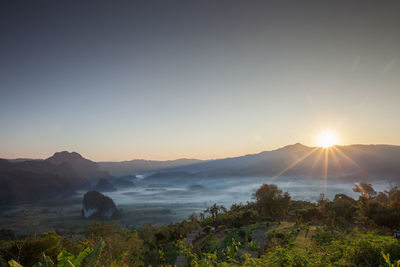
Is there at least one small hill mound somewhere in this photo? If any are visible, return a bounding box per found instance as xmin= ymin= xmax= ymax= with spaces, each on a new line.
xmin=82 ymin=191 xmax=117 ymax=219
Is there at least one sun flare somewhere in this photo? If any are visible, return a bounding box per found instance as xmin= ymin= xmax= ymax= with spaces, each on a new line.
xmin=317 ymin=131 xmax=338 ymax=148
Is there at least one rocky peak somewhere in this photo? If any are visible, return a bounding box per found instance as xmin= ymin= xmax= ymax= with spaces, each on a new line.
xmin=47 ymin=151 xmax=86 ymax=164
xmin=46 ymin=151 xmax=111 ymax=180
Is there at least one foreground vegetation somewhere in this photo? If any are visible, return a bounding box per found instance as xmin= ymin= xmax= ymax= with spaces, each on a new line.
xmin=1 ymin=182 xmax=400 ymax=266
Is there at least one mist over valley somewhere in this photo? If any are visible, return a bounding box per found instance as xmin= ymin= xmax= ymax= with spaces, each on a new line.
xmin=0 ymin=143 xmax=397 ymax=235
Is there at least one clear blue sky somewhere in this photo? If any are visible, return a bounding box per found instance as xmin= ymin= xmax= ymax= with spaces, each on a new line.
xmin=1 ymin=1 xmax=399 ymax=161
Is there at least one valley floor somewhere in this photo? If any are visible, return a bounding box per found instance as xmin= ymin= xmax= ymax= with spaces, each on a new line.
xmin=0 ymin=197 xmax=204 ymax=236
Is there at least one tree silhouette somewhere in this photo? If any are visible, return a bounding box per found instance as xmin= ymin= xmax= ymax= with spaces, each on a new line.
xmin=353 ymin=183 xmax=377 ymax=198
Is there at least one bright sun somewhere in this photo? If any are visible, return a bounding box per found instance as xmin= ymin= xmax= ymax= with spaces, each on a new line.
xmin=317 ymin=131 xmax=338 ymax=148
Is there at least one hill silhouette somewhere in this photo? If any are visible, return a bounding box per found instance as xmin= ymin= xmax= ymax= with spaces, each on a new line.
xmin=46 ymin=151 xmax=111 ymax=180
xmin=0 ymin=151 xmax=110 ymax=204
xmin=0 ymin=159 xmax=78 ymax=204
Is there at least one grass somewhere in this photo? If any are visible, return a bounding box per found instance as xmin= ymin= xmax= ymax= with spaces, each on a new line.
xmin=294 ymin=226 xmax=316 ymax=248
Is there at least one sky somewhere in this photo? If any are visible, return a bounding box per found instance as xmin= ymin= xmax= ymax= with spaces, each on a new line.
xmin=1 ymin=1 xmax=399 ymax=161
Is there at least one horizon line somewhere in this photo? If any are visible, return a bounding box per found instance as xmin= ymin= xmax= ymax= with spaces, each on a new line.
xmin=2 ymin=142 xmax=399 ymax=163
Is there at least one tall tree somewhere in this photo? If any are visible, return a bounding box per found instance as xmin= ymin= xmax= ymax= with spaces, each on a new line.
xmin=253 ymin=184 xmax=290 ymax=218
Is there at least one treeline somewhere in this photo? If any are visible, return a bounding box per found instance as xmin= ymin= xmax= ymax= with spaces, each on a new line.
xmin=199 ymin=182 xmax=400 ymax=229
xmin=1 ymin=183 xmax=400 ymax=266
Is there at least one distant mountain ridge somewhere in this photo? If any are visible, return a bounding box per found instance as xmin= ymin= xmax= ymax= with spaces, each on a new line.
xmin=98 ymin=158 xmax=203 ymax=176
xmin=146 ymin=143 xmax=400 ymax=181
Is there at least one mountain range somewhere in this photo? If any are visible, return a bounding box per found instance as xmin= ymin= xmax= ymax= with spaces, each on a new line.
xmin=98 ymin=158 xmax=202 ymax=176
xmin=148 ymin=143 xmax=400 ymax=181
xmin=1 ymin=143 xmax=400 ymax=204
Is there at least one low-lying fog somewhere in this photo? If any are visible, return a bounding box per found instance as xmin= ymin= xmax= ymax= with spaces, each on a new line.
xmin=4 ymin=176 xmax=391 ymax=234
xmin=94 ymin=176 xmax=390 ymax=217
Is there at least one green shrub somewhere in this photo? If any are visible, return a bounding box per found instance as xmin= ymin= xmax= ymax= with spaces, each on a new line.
xmin=263 ymin=246 xmax=322 ymax=267
xmin=313 ymin=227 xmax=335 ymax=245
xmin=337 ymin=234 xmax=400 ymax=266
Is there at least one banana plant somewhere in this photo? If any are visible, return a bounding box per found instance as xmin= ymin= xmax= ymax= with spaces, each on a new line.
xmin=8 ymin=260 xmax=23 ymax=267
xmin=32 ymin=253 xmax=55 ymax=267
xmin=382 ymin=252 xmax=400 ymax=267
xmin=8 ymin=241 xmax=104 ymax=267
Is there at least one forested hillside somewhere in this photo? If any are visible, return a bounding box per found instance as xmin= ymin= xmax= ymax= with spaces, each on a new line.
xmin=0 ymin=152 xmax=111 ymax=204
xmin=1 ymin=182 xmax=400 ymax=266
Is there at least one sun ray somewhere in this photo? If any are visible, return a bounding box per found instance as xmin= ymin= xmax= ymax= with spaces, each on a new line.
xmin=332 ymin=146 xmax=369 ymax=178
xmin=307 ymin=148 xmax=324 ymax=177
xmin=270 ymin=147 xmax=319 ymax=181
xmin=354 ymin=182 xmax=373 ymax=197
xmin=323 ymin=148 xmax=329 ymax=195
xmin=329 ymin=147 xmax=345 ymax=175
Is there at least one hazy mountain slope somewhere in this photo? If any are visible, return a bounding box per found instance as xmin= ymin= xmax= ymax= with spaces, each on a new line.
xmin=46 ymin=151 xmax=111 ymax=180
xmin=148 ymin=144 xmax=400 ymax=181
xmin=0 ymin=151 xmax=112 ymax=204
xmin=0 ymin=159 xmax=77 ymax=204
xmin=8 ymin=158 xmax=41 ymax=163
xmin=98 ymin=158 xmax=203 ymax=176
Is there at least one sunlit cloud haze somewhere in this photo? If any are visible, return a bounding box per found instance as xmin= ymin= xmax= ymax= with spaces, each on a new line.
xmin=1 ymin=1 xmax=399 ymax=161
